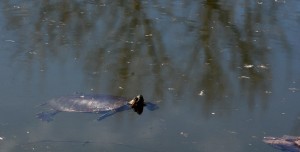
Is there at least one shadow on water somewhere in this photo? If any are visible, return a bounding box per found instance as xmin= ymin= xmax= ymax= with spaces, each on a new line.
xmin=1 ymin=0 xmax=295 ymax=116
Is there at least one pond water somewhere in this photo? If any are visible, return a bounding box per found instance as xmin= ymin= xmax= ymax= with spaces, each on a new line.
xmin=0 ymin=0 xmax=300 ymax=151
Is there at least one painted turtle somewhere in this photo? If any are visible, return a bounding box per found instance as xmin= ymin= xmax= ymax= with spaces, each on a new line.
xmin=37 ymin=94 xmax=158 ymax=122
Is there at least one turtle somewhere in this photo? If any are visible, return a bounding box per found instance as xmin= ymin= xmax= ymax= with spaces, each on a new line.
xmin=36 ymin=94 xmax=158 ymax=122
xmin=263 ymin=135 xmax=300 ymax=152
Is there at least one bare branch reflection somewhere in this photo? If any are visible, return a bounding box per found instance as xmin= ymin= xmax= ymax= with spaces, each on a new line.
xmin=1 ymin=0 xmax=294 ymax=117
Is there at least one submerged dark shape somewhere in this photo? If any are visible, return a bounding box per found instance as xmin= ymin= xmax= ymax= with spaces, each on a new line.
xmin=37 ymin=94 xmax=158 ymax=122
xmin=263 ymin=135 xmax=300 ymax=152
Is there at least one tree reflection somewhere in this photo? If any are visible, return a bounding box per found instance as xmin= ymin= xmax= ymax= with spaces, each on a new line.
xmin=1 ymin=0 xmax=293 ymax=117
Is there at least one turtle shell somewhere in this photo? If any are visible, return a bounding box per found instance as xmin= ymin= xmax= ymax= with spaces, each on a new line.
xmin=47 ymin=94 xmax=129 ymax=113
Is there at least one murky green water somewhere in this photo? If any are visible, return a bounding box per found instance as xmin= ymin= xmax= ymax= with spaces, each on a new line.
xmin=0 ymin=0 xmax=300 ymax=151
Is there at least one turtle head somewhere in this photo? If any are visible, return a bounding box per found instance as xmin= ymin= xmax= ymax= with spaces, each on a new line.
xmin=128 ymin=95 xmax=145 ymax=114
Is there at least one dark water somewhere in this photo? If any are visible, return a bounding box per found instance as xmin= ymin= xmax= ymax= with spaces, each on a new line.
xmin=0 ymin=0 xmax=300 ymax=151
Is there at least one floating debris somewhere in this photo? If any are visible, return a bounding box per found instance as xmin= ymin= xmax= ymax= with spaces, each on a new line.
xmin=244 ymin=64 xmax=254 ymax=68
xmin=92 ymin=71 xmax=99 ymax=75
xmin=198 ymin=90 xmax=205 ymax=96
xmin=288 ymin=88 xmax=299 ymax=92
xmin=0 ymin=136 xmax=4 ymax=140
xmin=263 ymin=135 xmax=300 ymax=151
xmin=180 ymin=132 xmax=188 ymax=138
xmin=265 ymin=90 xmax=272 ymax=94
xmin=28 ymin=51 xmax=37 ymax=55
xmin=239 ymin=76 xmax=250 ymax=79
xmin=242 ymin=64 xmax=268 ymax=70
xmin=211 ymin=112 xmax=216 ymax=115
xmin=227 ymin=130 xmax=237 ymax=134
xmin=257 ymin=64 xmax=268 ymax=69
xmin=5 ymin=40 xmax=15 ymax=43
xmin=168 ymin=88 xmax=175 ymax=91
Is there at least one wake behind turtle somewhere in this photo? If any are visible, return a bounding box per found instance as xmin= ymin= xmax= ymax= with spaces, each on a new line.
xmin=37 ymin=94 xmax=158 ymax=122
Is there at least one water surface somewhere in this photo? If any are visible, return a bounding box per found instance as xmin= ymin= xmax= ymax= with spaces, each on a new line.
xmin=0 ymin=0 xmax=300 ymax=151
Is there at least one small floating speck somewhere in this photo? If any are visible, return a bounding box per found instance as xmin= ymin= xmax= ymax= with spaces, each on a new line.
xmin=257 ymin=64 xmax=268 ymax=69
xmin=265 ymin=90 xmax=272 ymax=94
xmin=288 ymin=88 xmax=299 ymax=92
xmin=26 ymin=131 xmax=30 ymax=134
xmin=5 ymin=40 xmax=15 ymax=43
xmin=198 ymin=90 xmax=205 ymax=96
xmin=161 ymin=62 xmax=169 ymax=66
xmin=90 ymin=88 xmax=94 ymax=91
xmin=239 ymin=76 xmax=250 ymax=79
xmin=145 ymin=34 xmax=152 ymax=37
xmin=119 ymin=86 xmax=123 ymax=89
xmin=92 ymin=71 xmax=98 ymax=75
xmin=80 ymin=95 xmax=85 ymax=98
xmin=228 ymin=130 xmax=237 ymax=134
xmin=13 ymin=5 xmax=21 ymax=8
xmin=155 ymin=100 xmax=162 ymax=103
xmin=244 ymin=64 xmax=254 ymax=68
xmin=180 ymin=132 xmax=188 ymax=138
xmin=28 ymin=51 xmax=37 ymax=55
xmin=168 ymin=88 xmax=175 ymax=91
xmin=0 ymin=137 xmax=3 ymax=140
xmin=211 ymin=112 xmax=215 ymax=115
xmin=281 ymin=113 xmax=286 ymax=115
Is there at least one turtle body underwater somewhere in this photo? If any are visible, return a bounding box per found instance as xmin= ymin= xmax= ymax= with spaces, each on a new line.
xmin=37 ymin=94 xmax=158 ymax=122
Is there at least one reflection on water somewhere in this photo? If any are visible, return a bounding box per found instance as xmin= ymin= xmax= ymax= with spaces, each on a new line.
xmin=0 ymin=0 xmax=300 ymax=152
